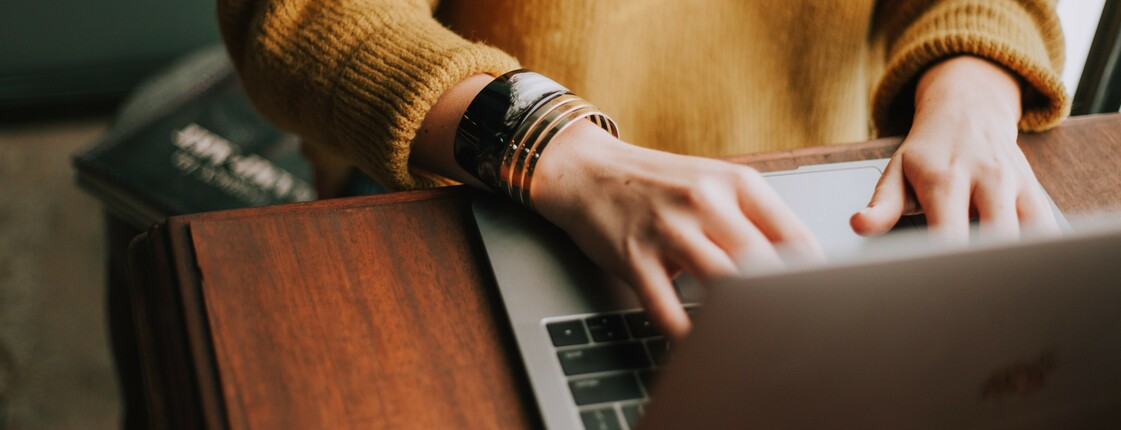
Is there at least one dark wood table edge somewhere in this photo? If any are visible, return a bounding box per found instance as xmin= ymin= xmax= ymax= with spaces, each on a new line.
xmin=129 ymin=220 xmax=228 ymax=430
xmin=125 ymin=112 xmax=1119 ymax=429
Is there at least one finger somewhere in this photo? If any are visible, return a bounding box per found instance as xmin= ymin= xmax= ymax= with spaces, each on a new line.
xmin=914 ymin=172 xmax=971 ymax=244
xmin=972 ymin=178 xmax=1019 ymax=241
xmin=629 ymin=256 xmax=691 ymax=340
xmin=1017 ymin=185 xmax=1061 ymax=236
xmin=1008 ymin=155 xmax=1061 ymax=236
xmin=851 ymin=156 xmax=915 ymax=236
xmin=699 ymin=195 xmax=795 ymax=269
xmin=721 ymin=225 xmax=786 ymax=276
xmin=663 ymin=229 xmax=740 ymax=281
xmin=733 ymin=171 xmax=823 ymax=260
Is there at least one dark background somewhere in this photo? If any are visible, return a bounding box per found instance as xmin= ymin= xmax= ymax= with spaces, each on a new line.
xmin=1 ymin=1 xmax=219 ymax=428
xmin=0 ymin=1 xmax=219 ymax=118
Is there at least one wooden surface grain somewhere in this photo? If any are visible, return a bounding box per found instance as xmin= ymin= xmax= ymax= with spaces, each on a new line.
xmin=1017 ymin=114 xmax=1121 ymax=214
xmin=186 ymin=192 xmax=537 ymax=429
xmin=130 ymin=113 xmax=1121 ymax=429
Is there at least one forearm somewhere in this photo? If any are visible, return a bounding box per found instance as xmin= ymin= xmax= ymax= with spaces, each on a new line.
xmin=409 ymin=74 xmax=493 ymax=189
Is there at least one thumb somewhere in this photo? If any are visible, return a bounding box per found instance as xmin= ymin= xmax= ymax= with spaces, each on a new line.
xmin=851 ymin=158 xmax=908 ymax=236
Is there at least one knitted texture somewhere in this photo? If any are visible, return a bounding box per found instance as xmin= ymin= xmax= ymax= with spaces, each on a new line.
xmin=219 ymin=0 xmax=1068 ymax=190
xmin=872 ymin=0 xmax=1068 ymax=135
xmin=219 ymin=0 xmax=520 ymax=189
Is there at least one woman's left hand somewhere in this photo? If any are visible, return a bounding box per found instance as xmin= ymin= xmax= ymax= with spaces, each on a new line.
xmin=851 ymin=56 xmax=1059 ymax=242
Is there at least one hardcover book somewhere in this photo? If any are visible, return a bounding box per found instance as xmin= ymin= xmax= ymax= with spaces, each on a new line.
xmin=73 ymin=72 xmax=316 ymax=229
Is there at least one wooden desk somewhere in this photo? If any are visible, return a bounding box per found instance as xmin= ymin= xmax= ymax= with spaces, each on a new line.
xmin=128 ymin=114 xmax=1121 ymax=429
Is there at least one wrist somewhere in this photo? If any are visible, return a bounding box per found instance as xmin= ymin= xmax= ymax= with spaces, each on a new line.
xmin=450 ymin=70 xmax=618 ymax=208
xmin=531 ymin=120 xmax=629 ymax=215
xmin=411 ymin=74 xmax=494 ymax=188
xmin=914 ymin=56 xmax=1022 ymax=125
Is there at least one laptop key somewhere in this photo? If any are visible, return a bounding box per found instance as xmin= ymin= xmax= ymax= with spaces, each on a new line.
xmin=580 ymin=407 xmax=623 ymax=430
xmin=645 ymin=338 xmax=671 ymax=366
xmin=569 ymin=374 xmax=644 ymax=405
xmin=557 ymin=341 xmax=651 ymax=375
xmin=621 ymin=403 xmax=645 ymax=429
xmin=637 ymin=369 xmax=658 ymax=394
xmin=547 ymin=320 xmax=590 ymax=347
xmin=585 ymin=315 xmax=629 ymax=342
xmin=623 ymin=312 xmax=659 ymax=338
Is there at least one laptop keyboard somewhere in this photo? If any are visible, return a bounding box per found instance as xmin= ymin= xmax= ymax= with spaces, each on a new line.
xmin=545 ymin=306 xmax=698 ymax=430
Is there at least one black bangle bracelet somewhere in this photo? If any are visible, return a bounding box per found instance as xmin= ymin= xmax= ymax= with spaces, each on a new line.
xmin=454 ymin=70 xmax=618 ymax=209
xmin=454 ymin=70 xmax=571 ymax=193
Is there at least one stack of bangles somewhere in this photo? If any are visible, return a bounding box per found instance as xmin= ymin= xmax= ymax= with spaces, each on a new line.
xmin=454 ymin=70 xmax=619 ymax=210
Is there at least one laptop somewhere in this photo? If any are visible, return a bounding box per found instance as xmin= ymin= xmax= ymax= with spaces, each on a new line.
xmin=639 ymin=220 xmax=1121 ymax=429
xmin=471 ymin=159 xmax=1102 ymax=429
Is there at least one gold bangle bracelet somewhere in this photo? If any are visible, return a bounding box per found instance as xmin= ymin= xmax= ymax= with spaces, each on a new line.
xmin=499 ymin=94 xmax=584 ymax=198
xmin=454 ymin=70 xmax=570 ymax=194
xmin=454 ymin=70 xmax=618 ymax=210
xmin=519 ymin=106 xmax=617 ymax=209
xmin=509 ymin=97 xmax=595 ymax=204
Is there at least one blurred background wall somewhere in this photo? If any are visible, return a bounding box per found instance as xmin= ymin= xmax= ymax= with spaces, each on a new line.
xmin=1059 ymin=0 xmax=1108 ymax=93
xmin=0 ymin=0 xmax=220 ymax=117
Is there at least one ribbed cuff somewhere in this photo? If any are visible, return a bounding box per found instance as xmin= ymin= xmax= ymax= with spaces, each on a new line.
xmin=333 ymin=15 xmax=520 ymax=189
xmin=247 ymin=2 xmax=520 ymax=190
xmin=872 ymin=0 xmax=1069 ymax=135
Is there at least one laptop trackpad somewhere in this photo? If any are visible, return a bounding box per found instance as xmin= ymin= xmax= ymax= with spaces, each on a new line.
xmin=764 ymin=166 xmax=886 ymax=259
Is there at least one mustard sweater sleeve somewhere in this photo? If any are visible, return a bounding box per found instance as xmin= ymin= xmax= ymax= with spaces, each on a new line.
xmin=871 ymin=0 xmax=1069 ymax=136
xmin=218 ymin=0 xmax=520 ymax=190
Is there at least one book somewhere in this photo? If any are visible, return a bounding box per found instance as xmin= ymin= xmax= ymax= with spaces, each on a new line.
xmin=73 ymin=71 xmax=316 ymax=230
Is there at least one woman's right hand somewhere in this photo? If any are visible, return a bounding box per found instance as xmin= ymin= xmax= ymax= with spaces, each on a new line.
xmin=408 ymin=75 xmax=821 ymax=340
xmin=531 ymin=120 xmax=823 ymax=340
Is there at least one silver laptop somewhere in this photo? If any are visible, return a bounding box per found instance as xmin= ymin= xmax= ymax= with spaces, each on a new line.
xmin=640 ymin=220 xmax=1121 ymax=429
xmin=471 ymin=159 xmax=1102 ymax=429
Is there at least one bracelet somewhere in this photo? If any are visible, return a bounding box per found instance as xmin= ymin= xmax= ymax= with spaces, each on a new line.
xmin=509 ymin=96 xmax=617 ymax=208
xmin=502 ymin=95 xmax=589 ymax=201
xmin=454 ymin=70 xmax=618 ymax=210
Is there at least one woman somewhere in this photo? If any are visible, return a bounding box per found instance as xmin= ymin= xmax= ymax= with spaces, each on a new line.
xmin=219 ymin=0 xmax=1069 ymax=338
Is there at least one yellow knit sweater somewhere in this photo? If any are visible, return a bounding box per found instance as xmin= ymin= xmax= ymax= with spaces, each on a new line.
xmin=218 ymin=0 xmax=1068 ymax=190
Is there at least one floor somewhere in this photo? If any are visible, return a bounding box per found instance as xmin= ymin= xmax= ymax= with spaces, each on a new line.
xmin=0 ymin=116 xmax=120 ymax=430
